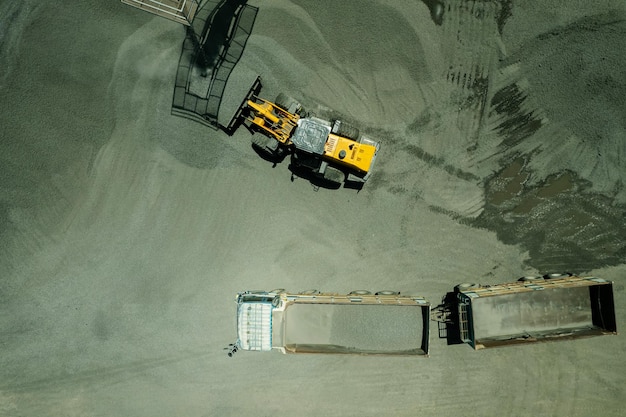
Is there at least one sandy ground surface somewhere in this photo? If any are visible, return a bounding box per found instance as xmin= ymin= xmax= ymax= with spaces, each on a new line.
xmin=1 ymin=0 xmax=625 ymax=415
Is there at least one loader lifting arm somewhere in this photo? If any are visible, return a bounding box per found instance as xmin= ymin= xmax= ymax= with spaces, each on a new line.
xmin=245 ymin=98 xmax=300 ymax=144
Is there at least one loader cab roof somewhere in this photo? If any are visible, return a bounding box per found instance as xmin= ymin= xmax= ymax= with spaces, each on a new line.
xmin=291 ymin=118 xmax=332 ymax=155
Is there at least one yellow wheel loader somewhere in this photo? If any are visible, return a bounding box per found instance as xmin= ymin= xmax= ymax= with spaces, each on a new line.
xmin=241 ymin=92 xmax=380 ymax=188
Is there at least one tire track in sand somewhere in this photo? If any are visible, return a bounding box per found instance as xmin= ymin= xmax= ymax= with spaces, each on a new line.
xmin=441 ymin=0 xmax=501 ymax=144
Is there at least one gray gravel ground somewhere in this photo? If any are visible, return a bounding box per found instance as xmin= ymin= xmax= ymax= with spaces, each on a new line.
xmin=1 ymin=0 xmax=624 ymax=416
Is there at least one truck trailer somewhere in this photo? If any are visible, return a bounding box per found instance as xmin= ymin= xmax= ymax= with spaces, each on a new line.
xmin=228 ymin=290 xmax=430 ymax=356
xmin=448 ymin=275 xmax=617 ymax=350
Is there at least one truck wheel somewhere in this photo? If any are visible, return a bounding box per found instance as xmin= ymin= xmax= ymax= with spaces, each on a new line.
xmin=518 ymin=276 xmax=544 ymax=282
xmin=275 ymin=93 xmax=302 ymax=115
xmin=272 ymin=296 xmax=282 ymax=307
xmin=375 ymin=291 xmax=400 ymax=295
xmin=333 ymin=121 xmax=360 ymax=141
xmin=427 ymin=1 xmax=444 ymax=25
xmin=349 ymin=290 xmax=371 ymax=295
xmin=454 ymin=283 xmax=479 ymax=292
xmin=543 ymin=273 xmax=572 ymax=279
xmin=323 ymin=166 xmax=344 ymax=185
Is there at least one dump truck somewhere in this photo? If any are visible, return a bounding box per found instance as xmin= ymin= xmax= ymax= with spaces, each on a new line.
xmin=434 ymin=274 xmax=617 ymax=350
xmin=238 ymin=90 xmax=381 ymax=188
xmin=227 ymin=290 xmax=430 ymax=356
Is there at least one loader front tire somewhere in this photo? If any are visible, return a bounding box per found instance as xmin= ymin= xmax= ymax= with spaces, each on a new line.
xmin=252 ymin=135 xmax=284 ymax=162
xmin=275 ymin=93 xmax=302 ymax=115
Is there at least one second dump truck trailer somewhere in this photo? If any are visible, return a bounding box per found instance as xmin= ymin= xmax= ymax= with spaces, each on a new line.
xmin=445 ymin=274 xmax=617 ymax=350
xmin=229 ymin=290 xmax=430 ymax=356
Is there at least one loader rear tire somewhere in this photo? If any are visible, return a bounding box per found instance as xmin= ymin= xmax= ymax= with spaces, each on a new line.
xmin=333 ymin=121 xmax=360 ymax=141
xmin=323 ymin=166 xmax=344 ymax=186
